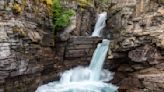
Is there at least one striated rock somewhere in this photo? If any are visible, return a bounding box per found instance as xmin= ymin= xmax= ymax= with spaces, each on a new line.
xmin=28 ymin=31 xmax=42 ymax=43
xmin=0 ymin=0 xmax=54 ymax=92
xmin=75 ymin=6 xmax=96 ymax=36
xmin=56 ymin=36 xmax=102 ymax=63
xmin=128 ymin=45 xmax=157 ymax=63
xmin=107 ymin=0 xmax=164 ymax=92
xmin=131 ymin=64 xmax=145 ymax=70
xmin=0 ymin=0 xmax=163 ymax=92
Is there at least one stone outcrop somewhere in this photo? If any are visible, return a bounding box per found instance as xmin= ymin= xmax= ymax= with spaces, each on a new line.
xmin=75 ymin=5 xmax=96 ymax=36
xmin=55 ymin=36 xmax=102 ymax=70
xmin=106 ymin=0 xmax=164 ymax=92
xmin=0 ymin=0 xmax=54 ymax=92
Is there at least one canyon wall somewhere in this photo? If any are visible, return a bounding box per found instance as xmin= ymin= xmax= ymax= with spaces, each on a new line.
xmin=0 ymin=0 xmax=164 ymax=92
xmin=0 ymin=0 xmax=101 ymax=92
xmin=107 ymin=0 xmax=164 ymax=92
xmin=0 ymin=0 xmax=54 ymax=92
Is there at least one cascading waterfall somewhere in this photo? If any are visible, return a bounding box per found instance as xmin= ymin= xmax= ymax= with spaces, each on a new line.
xmin=35 ymin=12 xmax=118 ymax=92
xmin=91 ymin=12 xmax=107 ymax=37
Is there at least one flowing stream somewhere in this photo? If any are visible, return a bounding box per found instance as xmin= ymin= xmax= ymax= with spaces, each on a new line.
xmin=91 ymin=12 xmax=107 ymax=37
xmin=35 ymin=12 xmax=118 ymax=92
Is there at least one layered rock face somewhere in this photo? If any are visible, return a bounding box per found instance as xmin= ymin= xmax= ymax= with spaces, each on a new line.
xmin=55 ymin=36 xmax=102 ymax=69
xmin=107 ymin=0 xmax=164 ymax=92
xmin=0 ymin=0 xmax=102 ymax=92
xmin=0 ymin=0 xmax=55 ymax=92
xmin=0 ymin=0 xmax=163 ymax=92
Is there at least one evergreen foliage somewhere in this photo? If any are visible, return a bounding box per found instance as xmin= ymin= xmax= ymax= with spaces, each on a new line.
xmin=52 ymin=0 xmax=75 ymax=31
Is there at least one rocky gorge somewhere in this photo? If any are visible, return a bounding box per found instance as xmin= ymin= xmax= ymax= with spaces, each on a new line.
xmin=0 ymin=0 xmax=164 ymax=92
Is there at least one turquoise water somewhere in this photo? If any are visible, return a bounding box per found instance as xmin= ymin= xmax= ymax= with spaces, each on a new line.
xmin=35 ymin=12 xmax=118 ymax=92
xmin=35 ymin=39 xmax=118 ymax=92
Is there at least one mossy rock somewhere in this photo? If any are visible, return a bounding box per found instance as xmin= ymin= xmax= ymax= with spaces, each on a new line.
xmin=13 ymin=26 xmax=27 ymax=37
xmin=12 ymin=3 xmax=22 ymax=14
xmin=78 ymin=0 xmax=94 ymax=7
xmin=43 ymin=0 xmax=53 ymax=5
xmin=159 ymin=0 xmax=164 ymax=4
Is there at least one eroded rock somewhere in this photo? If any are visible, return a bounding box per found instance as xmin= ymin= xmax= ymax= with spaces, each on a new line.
xmin=108 ymin=0 xmax=164 ymax=92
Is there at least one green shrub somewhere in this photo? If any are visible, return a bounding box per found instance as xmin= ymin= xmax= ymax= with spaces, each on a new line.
xmin=52 ymin=0 xmax=75 ymax=32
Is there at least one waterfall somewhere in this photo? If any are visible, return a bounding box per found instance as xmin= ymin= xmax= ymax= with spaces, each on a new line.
xmin=35 ymin=12 xmax=118 ymax=92
xmin=89 ymin=39 xmax=110 ymax=81
xmin=92 ymin=12 xmax=107 ymax=37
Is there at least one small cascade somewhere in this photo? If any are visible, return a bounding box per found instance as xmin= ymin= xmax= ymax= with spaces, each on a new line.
xmin=91 ymin=12 xmax=107 ymax=37
xmin=89 ymin=39 xmax=110 ymax=81
xmin=35 ymin=12 xmax=118 ymax=92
